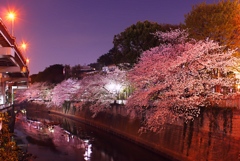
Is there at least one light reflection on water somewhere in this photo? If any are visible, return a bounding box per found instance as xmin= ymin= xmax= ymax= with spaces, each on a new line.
xmin=14 ymin=109 xmax=169 ymax=161
xmin=15 ymin=112 xmax=91 ymax=161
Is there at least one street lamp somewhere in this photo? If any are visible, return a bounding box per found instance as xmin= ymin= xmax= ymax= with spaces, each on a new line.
xmin=21 ymin=42 xmax=29 ymax=64
xmin=26 ymin=58 xmax=29 ymax=64
xmin=21 ymin=42 xmax=27 ymax=51
xmin=7 ymin=11 xmax=15 ymax=36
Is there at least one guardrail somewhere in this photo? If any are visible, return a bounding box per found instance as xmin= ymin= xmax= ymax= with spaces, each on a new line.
xmin=0 ymin=104 xmax=13 ymax=112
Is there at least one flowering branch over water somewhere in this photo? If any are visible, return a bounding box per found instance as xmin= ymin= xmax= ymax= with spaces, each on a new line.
xmin=15 ymin=29 xmax=240 ymax=133
xmin=126 ymin=29 xmax=239 ymax=132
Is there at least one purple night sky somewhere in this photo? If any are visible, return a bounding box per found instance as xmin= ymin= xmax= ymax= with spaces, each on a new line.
xmin=0 ymin=0 xmax=215 ymax=74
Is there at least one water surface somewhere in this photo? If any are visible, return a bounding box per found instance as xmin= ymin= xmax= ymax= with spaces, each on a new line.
xmin=14 ymin=109 xmax=169 ymax=161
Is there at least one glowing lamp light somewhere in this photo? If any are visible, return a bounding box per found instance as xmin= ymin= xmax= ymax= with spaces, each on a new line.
xmin=105 ymin=82 xmax=122 ymax=93
xmin=22 ymin=66 xmax=27 ymax=73
xmin=7 ymin=11 xmax=16 ymax=35
xmin=115 ymin=84 xmax=121 ymax=91
xmin=7 ymin=12 xmax=15 ymax=20
xmin=107 ymin=83 xmax=115 ymax=92
xmin=21 ymin=42 xmax=27 ymax=50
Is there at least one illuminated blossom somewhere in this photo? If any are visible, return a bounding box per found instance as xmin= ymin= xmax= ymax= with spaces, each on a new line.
xmin=127 ymin=29 xmax=239 ymax=132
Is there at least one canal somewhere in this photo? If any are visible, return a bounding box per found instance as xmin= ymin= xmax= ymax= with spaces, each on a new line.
xmin=14 ymin=107 xmax=170 ymax=161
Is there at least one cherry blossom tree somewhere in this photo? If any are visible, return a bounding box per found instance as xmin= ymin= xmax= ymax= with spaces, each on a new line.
xmin=72 ymin=70 xmax=128 ymax=117
xmin=51 ymin=78 xmax=80 ymax=106
xmin=16 ymin=68 xmax=128 ymax=118
xmin=127 ymin=29 xmax=239 ymax=132
xmin=14 ymin=82 xmax=53 ymax=103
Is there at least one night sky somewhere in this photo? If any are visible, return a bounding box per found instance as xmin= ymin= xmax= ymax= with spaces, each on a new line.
xmin=0 ymin=0 xmax=216 ymax=74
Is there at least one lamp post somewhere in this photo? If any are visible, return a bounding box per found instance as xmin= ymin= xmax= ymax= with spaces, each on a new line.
xmin=7 ymin=11 xmax=15 ymax=36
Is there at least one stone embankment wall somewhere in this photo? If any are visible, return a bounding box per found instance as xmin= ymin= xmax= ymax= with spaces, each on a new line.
xmin=26 ymin=102 xmax=240 ymax=161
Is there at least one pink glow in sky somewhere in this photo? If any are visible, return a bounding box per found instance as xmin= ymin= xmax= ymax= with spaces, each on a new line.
xmin=0 ymin=0 xmax=215 ymax=74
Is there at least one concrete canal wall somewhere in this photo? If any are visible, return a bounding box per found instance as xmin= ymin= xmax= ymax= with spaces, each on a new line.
xmin=25 ymin=102 xmax=240 ymax=161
